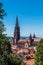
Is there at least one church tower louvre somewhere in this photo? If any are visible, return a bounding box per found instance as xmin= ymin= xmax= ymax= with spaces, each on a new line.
xmin=13 ymin=16 xmax=20 ymax=45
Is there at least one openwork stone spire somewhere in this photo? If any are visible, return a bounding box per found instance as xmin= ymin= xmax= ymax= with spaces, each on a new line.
xmin=14 ymin=16 xmax=20 ymax=45
xmin=15 ymin=16 xmax=19 ymax=28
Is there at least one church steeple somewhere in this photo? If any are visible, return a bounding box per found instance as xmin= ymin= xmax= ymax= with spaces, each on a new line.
xmin=33 ymin=33 xmax=36 ymax=38
xmin=14 ymin=16 xmax=20 ymax=45
xmin=15 ymin=16 xmax=19 ymax=27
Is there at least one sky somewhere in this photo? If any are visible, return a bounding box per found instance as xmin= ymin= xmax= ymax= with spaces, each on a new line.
xmin=0 ymin=0 xmax=43 ymax=37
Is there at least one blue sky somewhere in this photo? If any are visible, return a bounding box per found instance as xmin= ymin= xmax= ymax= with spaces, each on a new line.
xmin=0 ymin=0 xmax=43 ymax=37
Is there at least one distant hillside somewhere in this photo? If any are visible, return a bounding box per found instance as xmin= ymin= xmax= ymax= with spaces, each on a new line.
xmin=8 ymin=36 xmax=29 ymax=40
xmin=8 ymin=36 xmax=14 ymax=40
xmin=8 ymin=36 xmax=42 ymax=40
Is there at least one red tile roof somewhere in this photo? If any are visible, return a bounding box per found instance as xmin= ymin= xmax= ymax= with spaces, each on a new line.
xmin=33 ymin=38 xmax=41 ymax=42
xmin=24 ymin=59 xmax=34 ymax=65
xmin=18 ymin=38 xmax=41 ymax=43
xmin=18 ymin=39 xmax=30 ymax=43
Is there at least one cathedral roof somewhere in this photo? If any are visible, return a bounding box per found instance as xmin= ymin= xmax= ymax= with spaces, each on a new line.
xmin=18 ymin=38 xmax=41 ymax=44
xmin=18 ymin=39 xmax=30 ymax=43
xmin=33 ymin=38 xmax=41 ymax=42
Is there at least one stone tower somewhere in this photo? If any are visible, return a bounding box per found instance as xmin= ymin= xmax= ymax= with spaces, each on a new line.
xmin=14 ymin=16 xmax=20 ymax=45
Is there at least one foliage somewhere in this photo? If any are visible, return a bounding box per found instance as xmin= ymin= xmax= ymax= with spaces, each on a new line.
xmin=0 ymin=21 xmax=5 ymax=34
xmin=0 ymin=34 xmax=11 ymax=55
xmin=7 ymin=55 xmax=23 ymax=65
xmin=0 ymin=2 xmax=7 ymax=19
xmin=0 ymin=2 xmax=6 ymax=34
xmin=0 ymin=2 xmax=11 ymax=56
xmin=40 ymin=39 xmax=43 ymax=43
xmin=0 ymin=54 xmax=26 ymax=65
xmin=0 ymin=2 xmax=11 ymax=65
xmin=34 ymin=39 xmax=43 ymax=65
xmin=0 ymin=2 xmax=26 ymax=65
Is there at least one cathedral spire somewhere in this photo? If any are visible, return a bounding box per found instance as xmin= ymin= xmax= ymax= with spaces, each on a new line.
xmin=33 ymin=33 xmax=36 ymax=38
xmin=14 ymin=16 xmax=20 ymax=45
xmin=15 ymin=16 xmax=19 ymax=27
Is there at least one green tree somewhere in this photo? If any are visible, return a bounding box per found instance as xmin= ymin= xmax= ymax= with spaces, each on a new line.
xmin=0 ymin=2 xmax=7 ymax=33
xmin=0 ymin=2 xmax=11 ymax=55
xmin=0 ymin=2 xmax=6 ymax=34
xmin=0 ymin=2 xmax=11 ymax=65
xmin=0 ymin=3 xmax=7 ymax=19
xmin=34 ymin=39 xmax=43 ymax=65
xmin=0 ymin=21 xmax=5 ymax=34
xmin=0 ymin=2 xmax=26 ymax=65
xmin=3 ymin=54 xmax=26 ymax=65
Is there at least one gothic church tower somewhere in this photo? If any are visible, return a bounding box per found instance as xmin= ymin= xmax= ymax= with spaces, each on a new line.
xmin=14 ymin=16 xmax=20 ymax=45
